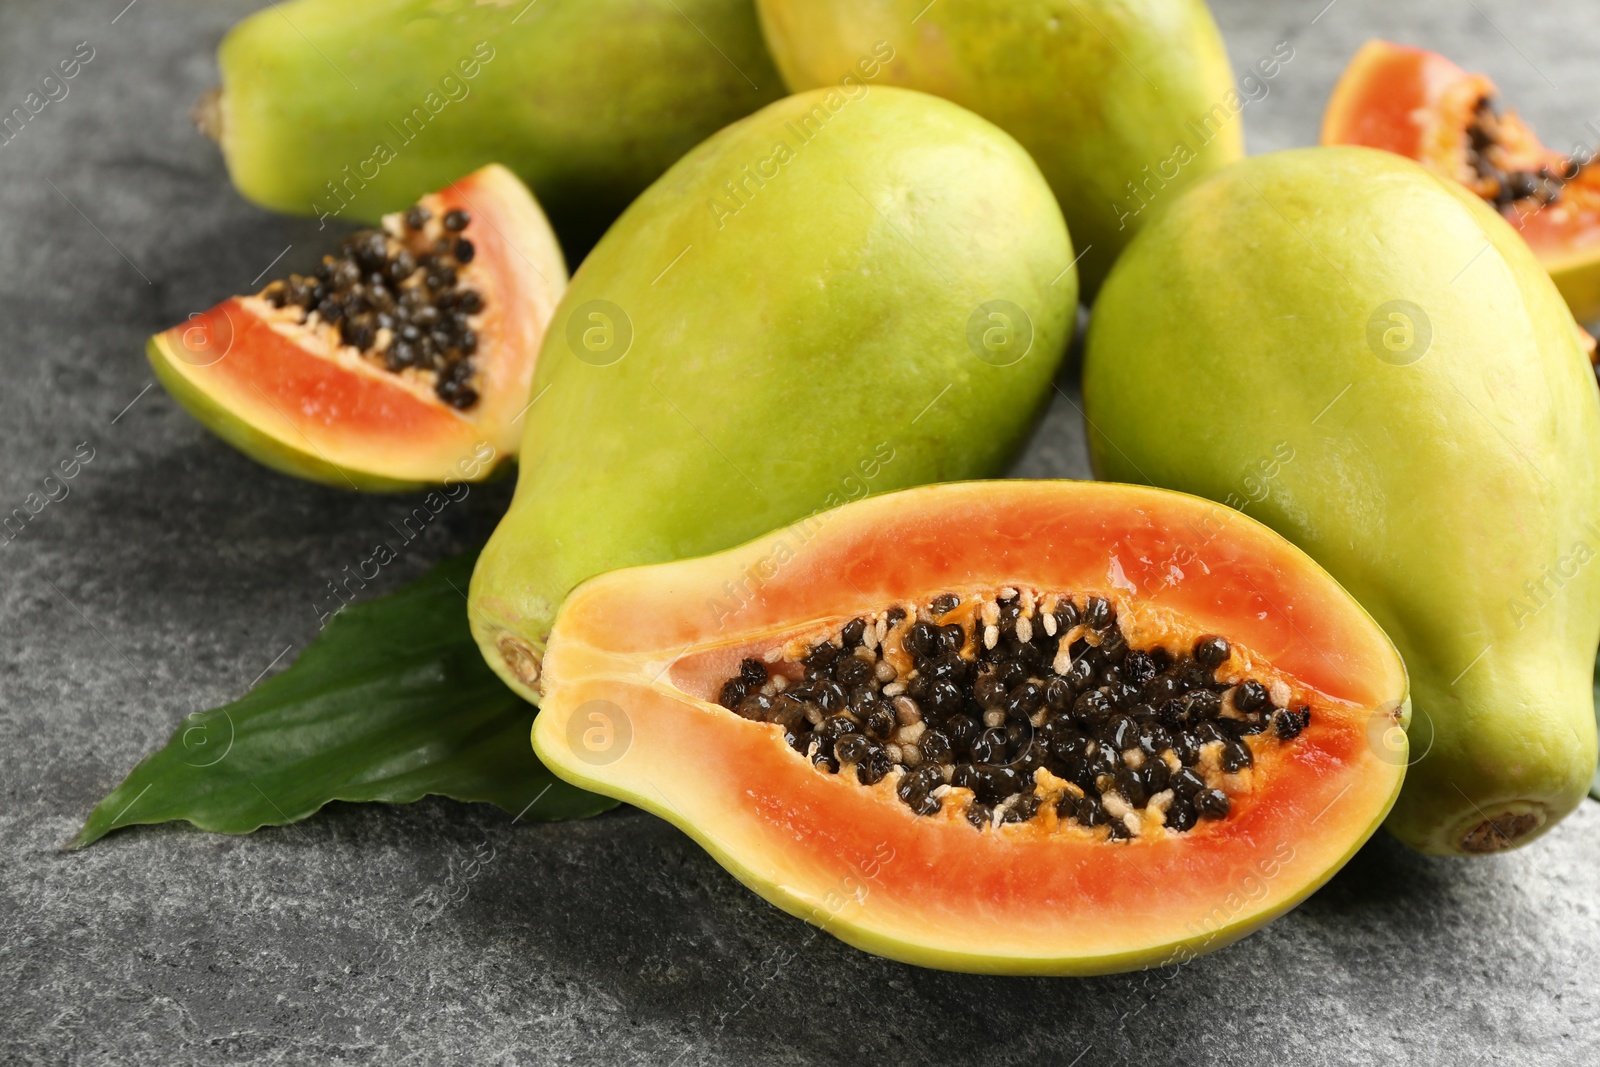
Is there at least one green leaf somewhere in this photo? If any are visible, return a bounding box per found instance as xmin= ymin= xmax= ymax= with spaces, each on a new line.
xmin=70 ymin=551 xmax=613 ymax=848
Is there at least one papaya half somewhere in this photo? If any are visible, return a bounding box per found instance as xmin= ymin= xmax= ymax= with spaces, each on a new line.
xmin=533 ymin=481 xmax=1409 ymax=975
xmin=1323 ymin=39 xmax=1600 ymax=325
xmin=753 ymin=0 xmax=1242 ymax=296
xmin=149 ymin=164 xmax=566 ymax=491
xmin=205 ymin=0 xmax=782 ymax=247
xmin=468 ymin=87 xmax=1079 ymax=701
xmin=1084 ymin=146 xmax=1600 ymax=855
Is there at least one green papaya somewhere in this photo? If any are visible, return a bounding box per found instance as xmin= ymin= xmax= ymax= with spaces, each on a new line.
xmin=753 ymin=0 xmax=1243 ymax=295
xmin=208 ymin=0 xmax=783 ymax=246
xmin=1083 ymin=145 xmax=1600 ymax=855
xmin=469 ymin=86 xmax=1077 ymax=701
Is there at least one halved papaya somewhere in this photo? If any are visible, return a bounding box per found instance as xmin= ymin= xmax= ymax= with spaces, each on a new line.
xmin=148 ymin=164 xmax=567 ymax=491
xmin=533 ymin=481 xmax=1409 ymax=975
xmin=1322 ymin=40 xmax=1600 ymax=323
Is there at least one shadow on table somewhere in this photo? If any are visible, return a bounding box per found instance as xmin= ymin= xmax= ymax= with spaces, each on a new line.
xmin=436 ymin=807 xmax=1521 ymax=1066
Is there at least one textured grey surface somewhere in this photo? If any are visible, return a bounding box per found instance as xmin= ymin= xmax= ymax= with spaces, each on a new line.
xmin=2 ymin=1 xmax=1598 ymax=1064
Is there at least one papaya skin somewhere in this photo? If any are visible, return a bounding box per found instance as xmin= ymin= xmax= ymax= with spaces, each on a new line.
xmin=753 ymin=0 xmax=1241 ymax=296
xmin=214 ymin=0 xmax=782 ymax=241
xmin=146 ymin=332 xmax=442 ymax=493
xmin=1549 ymin=255 xmax=1600 ymax=326
xmin=1083 ymin=146 xmax=1600 ymax=855
xmin=146 ymin=336 xmax=516 ymax=491
xmin=469 ymin=86 xmax=1078 ymax=703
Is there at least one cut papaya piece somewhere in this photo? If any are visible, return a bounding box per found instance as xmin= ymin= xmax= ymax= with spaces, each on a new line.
xmin=533 ymin=481 xmax=1409 ymax=975
xmin=148 ymin=164 xmax=566 ymax=491
xmin=1322 ymin=40 xmax=1600 ymax=324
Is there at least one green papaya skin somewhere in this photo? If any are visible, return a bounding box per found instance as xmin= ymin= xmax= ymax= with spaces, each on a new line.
xmin=753 ymin=0 xmax=1241 ymax=295
xmin=470 ymin=86 xmax=1077 ymax=702
xmin=1083 ymin=146 xmax=1600 ymax=855
xmin=213 ymin=0 xmax=782 ymax=244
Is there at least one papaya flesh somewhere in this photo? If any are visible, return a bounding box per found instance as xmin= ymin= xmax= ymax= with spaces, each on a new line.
xmin=1323 ymin=39 xmax=1600 ymax=325
xmin=534 ymin=481 xmax=1409 ymax=975
xmin=753 ymin=0 xmax=1242 ymax=296
xmin=149 ymin=164 xmax=565 ymax=491
xmin=1084 ymin=146 xmax=1600 ymax=855
xmin=468 ymin=86 xmax=1078 ymax=701
xmin=209 ymin=0 xmax=782 ymax=246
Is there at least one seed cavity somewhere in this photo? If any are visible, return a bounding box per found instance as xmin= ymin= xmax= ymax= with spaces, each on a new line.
xmin=258 ymin=201 xmax=485 ymax=410
xmin=711 ymin=591 xmax=1312 ymax=841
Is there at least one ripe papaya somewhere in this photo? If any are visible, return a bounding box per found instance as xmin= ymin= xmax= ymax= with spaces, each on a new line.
xmin=1322 ymin=39 xmax=1600 ymax=324
xmin=205 ymin=0 xmax=782 ymax=246
xmin=1083 ymin=146 xmax=1600 ymax=855
xmin=753 ymin=0 xmax=1242 ymax=295
xmin=532 ymin=481 xmax=1409 ymax=974
xmin=148 ymin=165 xmax=565 ymax=491
xmin=468 ymin=87 xmax=1078 ymax=701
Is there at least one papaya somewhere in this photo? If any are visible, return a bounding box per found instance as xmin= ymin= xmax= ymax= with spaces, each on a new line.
xmin=1083 ymin=146 xmax=1600 ymax=855
xmin=206 ymin=0 xmax=782 ymax=247
xmin=149 ymin=164 xmax=566 ymax=491
xmin=532 ymin=480 xmax=1409 ymax=974
xmin=753 ymin=0 xmax=1242 ymax=295
xmin=468 ymin=87 xmax=1077 ymax=702
xmin=1322 ymin=40 xmax=1600 ymax=324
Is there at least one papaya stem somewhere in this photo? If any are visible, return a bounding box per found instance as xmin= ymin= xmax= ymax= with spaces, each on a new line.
xmin=192 ymin=87 xmax=222 ymax=143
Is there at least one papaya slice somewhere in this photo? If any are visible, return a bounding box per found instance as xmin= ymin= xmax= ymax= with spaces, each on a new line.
xmin=1322 ymin=40 xmax=1600 ymax=324
xmin=533 ymin=481 xmax=1409 ymax=975
xmin=148 ymin=165 xmax=567 ymax=491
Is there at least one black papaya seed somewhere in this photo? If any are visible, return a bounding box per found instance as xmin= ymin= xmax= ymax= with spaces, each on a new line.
xmin=1142 ymin=756 xmax=1171 ymax=794
xmin=1003 ymin=793 xmax=1040 ymax=823
xmin=855 ymin=748 xmax=893 ymax=786
xmin=1193 ymin=635 xmax=1230 ymax=668
xmin=1233 ymin=679 xmax=1267 ymax=712
xmin=1221 ymin=740 xmax=1254 ymax=772
xmin=939 ymin=624 xmax=965 ymax=654
xmin=917 ymin=730 xmax=954 ymax=764
xmin=1166 ymin=797 xmax=1198 ymax=831
xmin=836 ymin=656 xmax=872 ymax=688
xmin=739 ymin=658 xmax=768 ymax=687
xmin=835 ymin=733 xmax=872 ymax=765
xmin=734 ymin=693 xmax=772 ymax=721
xmin=706 ymin=589 xmax=1304 ymax=837
xmin=1275 ymin=705 xmax=1312 ymax=741
xmin=1196 ymin=788 xmax=1231 ymax=819
xmin=970 ymin=727 xmax=1007 ymax=764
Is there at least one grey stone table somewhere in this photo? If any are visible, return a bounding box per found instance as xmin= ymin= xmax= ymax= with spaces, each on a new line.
xmin=3 ymin=1 xmax=1597 ymax=1064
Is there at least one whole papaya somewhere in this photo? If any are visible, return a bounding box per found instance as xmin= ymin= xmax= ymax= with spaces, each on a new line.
xmin=1083 ymin=146 xmax=1600 ymax=855
xmin=208 ymin=0 xmax=782 ymax=245
xmin=753 ymin=0 xmax=1242 ymax=295
xmin=470 ymin=86 xmax=1077 ymax=701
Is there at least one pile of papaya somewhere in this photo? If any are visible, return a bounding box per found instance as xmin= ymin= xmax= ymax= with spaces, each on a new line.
xmin=142 ymin=0 xmax=1599 ymax=975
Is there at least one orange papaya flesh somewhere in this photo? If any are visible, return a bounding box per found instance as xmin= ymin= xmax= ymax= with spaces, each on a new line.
xmin=534 ymin=482 xmax=1409 ymax=975
xmin=147 ymin=164 xmax=567 ymax=491
xmin=1323 ymin=39 xmax=1600 ymax=325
